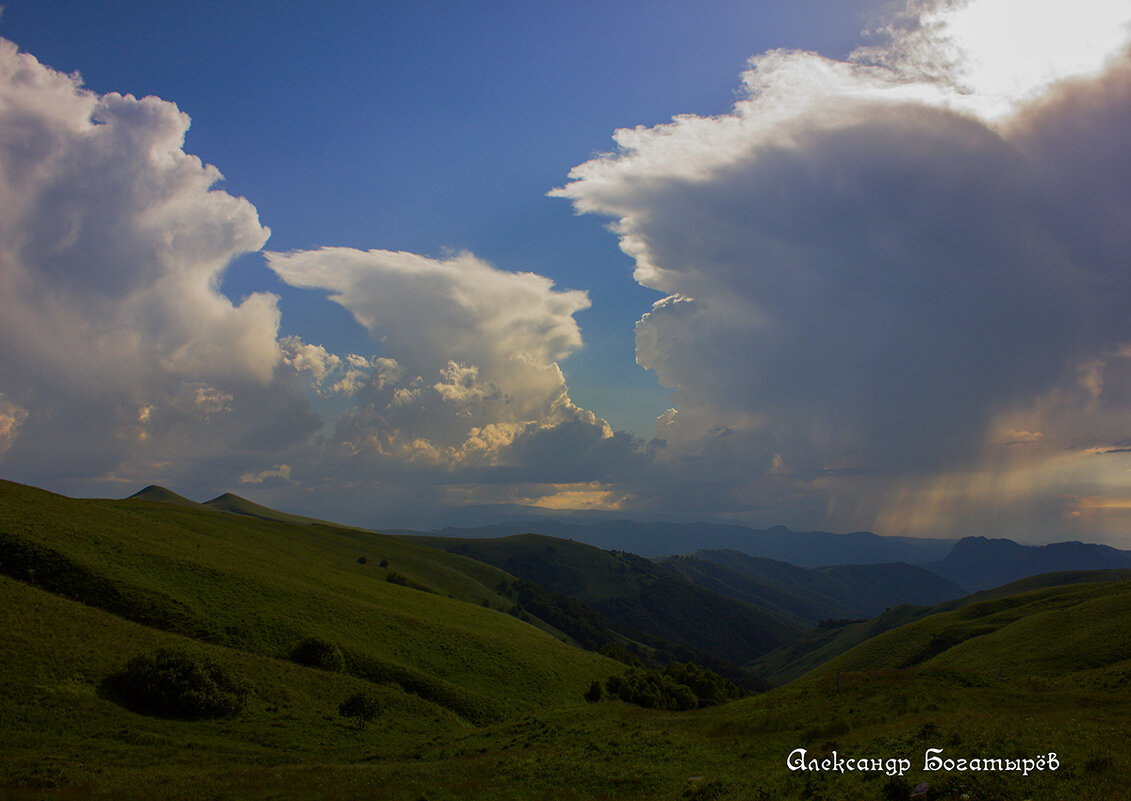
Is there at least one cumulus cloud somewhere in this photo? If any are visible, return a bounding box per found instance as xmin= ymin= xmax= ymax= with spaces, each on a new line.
xmin=553 ymin=0 xmax=1131 ymax=539
xmin=265 ymin=247 xmax=647 ymax=511
xmin=0 ymin=39 xmax=318 ymax=493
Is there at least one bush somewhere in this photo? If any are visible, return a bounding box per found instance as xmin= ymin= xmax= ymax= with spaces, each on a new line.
xmin=584 ymin=680 xmax=603 ymax=703
xmin=605 ymin=666 xmax=698 ymax=711
xmin=290 ymin=637 xmax=345 ymax=671
xmin=105 ymin=648 xmax=249 ymax=719
xmin=339 ymin=691 xmax=381 ymax=729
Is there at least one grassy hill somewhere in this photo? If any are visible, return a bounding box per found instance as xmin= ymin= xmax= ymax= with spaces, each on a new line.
xmin=753 ymin=569 xmax=1131 ymax=686
xmin=405 ymin=532 xmax=802 ymax=670
xmin=815 ymin=577 xmax=1131 ymax=686
xmin=202 ymin=491 xmax=326 ymax=525
xmin=2 ymin=479 xmax=1129 ymax=800
xmin=662 ymin=550 xmax=966 ymax=622
xmin=0 ymin=480 xmax=618 ymax=728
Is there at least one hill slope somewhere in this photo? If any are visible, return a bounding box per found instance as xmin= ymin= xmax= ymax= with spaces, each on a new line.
xmin=127 ymin=484 xmax=204 ymax=508
xmin=815 ymin=577 xmax=1131 ymax=689
xmin=664 ymin=550 xmax=966 ymax=621
xmin=405 ymin=532 xmax=803 ymax=668
xmin=2 ymin=479 xmax=1129 ymax=801
xmin=753 ymin=568 xmax=1131 ymax=685
xmin=0 ymin=479 xmax=616 ymax=727
xmin=202 ymin=491 xmax=323 ymax=525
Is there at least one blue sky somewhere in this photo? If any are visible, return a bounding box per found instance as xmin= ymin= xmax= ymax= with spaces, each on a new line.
xmin=2 ymin=0 xmax=1131 ymax=544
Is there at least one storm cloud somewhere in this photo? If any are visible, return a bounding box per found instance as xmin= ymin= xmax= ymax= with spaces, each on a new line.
xmin=554 ymin=0 xmax=1131 ymax=538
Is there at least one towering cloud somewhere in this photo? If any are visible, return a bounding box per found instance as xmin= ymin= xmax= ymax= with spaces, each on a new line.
xmin=0 ymin=39 xmax=317 ymax=492
xmin=554 ymin=0 xmax=1131 ymax=539
xmin=266 ymin=248 xmax=645 ymax=519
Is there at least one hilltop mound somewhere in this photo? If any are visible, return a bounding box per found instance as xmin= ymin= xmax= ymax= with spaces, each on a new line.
xmin=202 ymin=492 xmax=319 ymax=525
xmin=127 ymin=484 xmax=202 ymax=508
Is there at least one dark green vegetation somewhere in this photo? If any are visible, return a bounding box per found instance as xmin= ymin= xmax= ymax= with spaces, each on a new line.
xmin=409 ymin=533 xmax=802 ymax=672
xmin=2 ymin=479 xmax=1129 ymax=799
xmin=662 ymin=550 xmax=967 ymax=622
xmin=104 ymin=648 xmax=250 ymax=719
xmin=751 ymin=568 xmax=1131 ymax=687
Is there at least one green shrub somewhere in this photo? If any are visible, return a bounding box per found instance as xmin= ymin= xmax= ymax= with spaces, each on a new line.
xmin=584 ymin=680 xmax=603 ymax=703
xmin=290 ymin=637 xmax=345 ymax=671
xmin=105 ymin=648 xmax=249 ymax=719
xmin=605 ymin=666 xmax=697 ymax=711
xmin=338 ymin=691 xmax=381 ymax=729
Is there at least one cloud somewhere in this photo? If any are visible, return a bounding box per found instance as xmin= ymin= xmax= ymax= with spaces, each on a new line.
xmin=0 ymin=394 xmax=27 ymax=456
xmin=0 ymin=39 xmax=319 ymax=493
xmin=265 ymin=247 xmax=648 ymax=509
xmin=553 ymin=0 xmax=1131 ymax=539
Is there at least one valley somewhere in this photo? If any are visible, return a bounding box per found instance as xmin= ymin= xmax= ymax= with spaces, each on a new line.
xmin=1 ymin=479 xmax=1128 ymax=800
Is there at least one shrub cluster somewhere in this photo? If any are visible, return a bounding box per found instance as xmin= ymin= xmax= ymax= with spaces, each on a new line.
xmin=105 ymin=648 xmax=249 ymax=719
xmin=602 ymin=661 xmax=744 ymax=710
xmin=606 ymin=666 xmax=697 ymax=710
xmin=290 ymin=637 xmax=345 ymax=671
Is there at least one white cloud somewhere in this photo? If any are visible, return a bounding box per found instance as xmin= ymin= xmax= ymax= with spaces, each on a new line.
xmin=0 ymin=39 xmax=318 ymax=493
xmin=266 ymin=246 xmax=647 ymax=498
xmin=239 ymin=464 xmax=293 ymax=485
xmin=553 ymin=0 xmax=1131 ymax=538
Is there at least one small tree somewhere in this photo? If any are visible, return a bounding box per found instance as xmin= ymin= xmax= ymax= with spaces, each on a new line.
xmin=584 ymin=680 xmax=603 ymax=703
xmin=339 ymin=691 xmax=380 ymax=730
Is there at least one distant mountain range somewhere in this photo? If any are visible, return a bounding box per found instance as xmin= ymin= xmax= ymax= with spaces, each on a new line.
xmin=434 ymin=520 xmax=958 ymax=565
xmin=432 ymin=520 xmax=1131 ymax=594
xmin=926 ymin=536 xmax=1131 ymax=591
xmin=662 ymin=550 xmax=967 ymax=621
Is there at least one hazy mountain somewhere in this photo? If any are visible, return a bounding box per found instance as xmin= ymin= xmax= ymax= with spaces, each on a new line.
xmin=663 ymin=550 xmax=967 ymax=621
xmin=926 ymin=536 xmax=1131 ymax=591
xmin=434 ymin=520 xmax=957 ymax=565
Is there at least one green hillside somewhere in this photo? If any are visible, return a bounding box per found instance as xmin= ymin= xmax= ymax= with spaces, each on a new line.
xmin=127 ymin=484 xmax=204 ymax=508
xmin=202 ymin=491 xmax=325 ymax=525
xmin=662 ymin=550 xmax=966 ymax=622
xmin=752 ymin=569 xmax=1131 ymax=686
xmin=815 ymin=577 xmax=1131 ymax=687
xmin=2 ymin=479 xmax=1128 ymax=800
xmin=0 ymin=480 xmax=617 ymax=726
xmin=407 ymin=532 xmax=802 ymax=669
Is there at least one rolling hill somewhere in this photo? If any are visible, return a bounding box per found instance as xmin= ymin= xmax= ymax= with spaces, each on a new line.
xmin=0 ymin=479 xmax=618 ymax=726
xmin=663 ymin=550 xmax=967 ymax=621
xmin=403 ymin=532 xmax=803 ymax=669
xmin=2 ymin=479 xmax=1129 ymax=800
xmin=752 ymin=568 xmax=1131 ymax=686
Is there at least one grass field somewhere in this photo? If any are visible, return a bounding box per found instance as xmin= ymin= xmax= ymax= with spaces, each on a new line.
xmin=1 ymin=479 xmax=1128 ymax=799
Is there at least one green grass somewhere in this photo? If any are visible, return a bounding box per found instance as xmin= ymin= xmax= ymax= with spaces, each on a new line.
xmin=753 ymin=569 xmax=1131 ymax=686
xmin=0 ymin=480 xmax=615 ymax=723
xmin=1 ymin=479 xmax=1128 ymax=799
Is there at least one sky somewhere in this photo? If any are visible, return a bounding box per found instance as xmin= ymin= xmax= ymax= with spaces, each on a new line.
xmin=1 ymin=0 xmax=1130 ymax=544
